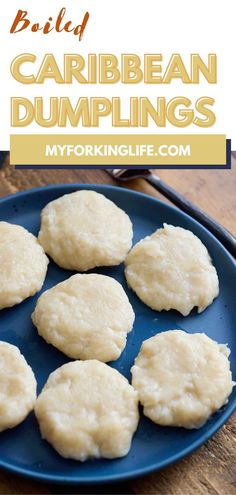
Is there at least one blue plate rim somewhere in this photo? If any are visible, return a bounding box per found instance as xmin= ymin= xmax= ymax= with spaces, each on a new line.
xmin=0 ymin=183 xmax=235 ymax=485
xmin=0 ymin=182 xmax=235 ymax=265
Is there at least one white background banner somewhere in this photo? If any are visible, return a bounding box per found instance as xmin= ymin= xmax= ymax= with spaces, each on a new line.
xmin=1 ymin=0 xmax=235 ymax=149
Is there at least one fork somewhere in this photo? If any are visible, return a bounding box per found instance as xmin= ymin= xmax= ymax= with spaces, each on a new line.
xmin=106 ymin=169 xmax=236 ymax=258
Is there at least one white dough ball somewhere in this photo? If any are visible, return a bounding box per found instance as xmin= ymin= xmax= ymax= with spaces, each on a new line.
xmin=0 ymin=222 xmax=49 ymax=310
xmin=35 ymin=360 xmax=139 ymax=460
xmin=32 ymin=274 xmax=134 ymax=362
xmin=125 ymin=223 xmax=219 ymax=316
xmin=0 ymin=341 xmax=37 ymax=432
xmin=38 ymin=190 xmax=133 ymax=271
xmin=131 ymin=330 xmax=233 ymax=429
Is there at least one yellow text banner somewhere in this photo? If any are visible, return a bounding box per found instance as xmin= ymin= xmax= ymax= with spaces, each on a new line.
xmin=10 ymin=134 xmax=226 ymax=166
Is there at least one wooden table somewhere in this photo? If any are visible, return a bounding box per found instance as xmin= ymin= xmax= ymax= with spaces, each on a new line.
xmin=0 ymin=157 xmax=236 ymax=495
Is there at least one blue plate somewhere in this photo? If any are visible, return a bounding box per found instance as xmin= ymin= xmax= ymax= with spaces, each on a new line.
xmin=0 ymin=184 xmax=235 ymax=485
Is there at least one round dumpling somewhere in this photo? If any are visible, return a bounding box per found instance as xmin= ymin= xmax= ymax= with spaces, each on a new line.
xmin=35 ymin=360 xmax=139 ymax=460
xmin=131 ymin=330 xmax=233 ymax=429
xmin=0 ymin=222 xmax=48 ymax=310
xmin=32 ymin=273 xmax=134 ymax=362
xmin=38 ymin=190 xmax=133 ymax=271
xmin=125 ymin=223 xmax=219 ymax=316
xmin=0 ymin=341 xmax=37 ymax=432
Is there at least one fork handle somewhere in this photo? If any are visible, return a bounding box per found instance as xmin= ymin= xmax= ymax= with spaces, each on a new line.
xmin=147 ymin=173 xmax=236 ymax=258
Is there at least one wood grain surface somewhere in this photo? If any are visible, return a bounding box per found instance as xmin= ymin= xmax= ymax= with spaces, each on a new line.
xmin=0 ymin=157 xmax=235 ymax=495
